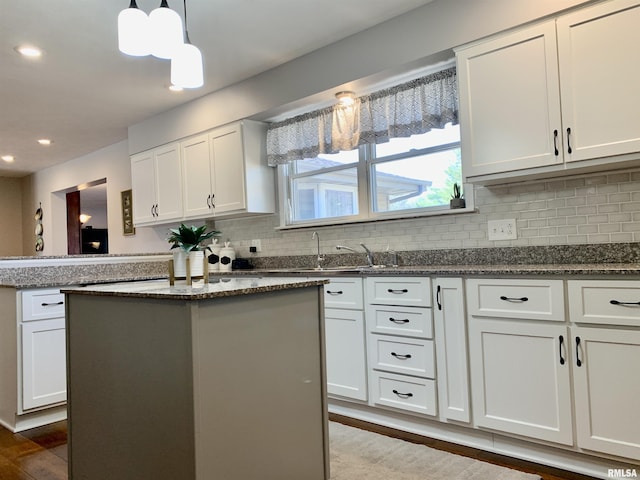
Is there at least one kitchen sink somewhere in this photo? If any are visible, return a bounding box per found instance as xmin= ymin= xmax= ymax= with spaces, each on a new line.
xmin=300 ymin=265 xmax=389 ymax=273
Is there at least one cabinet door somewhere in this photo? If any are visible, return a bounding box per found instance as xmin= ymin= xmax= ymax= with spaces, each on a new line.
xmin=468 ymin=319 xmax=573 ymax=445
xmin=210 ymin=124 xmax=246 ymax=214
xmin=325 ymin=308 xmax=367 ymax=401
xmin=154 ymin=143 xmax=183 ymax=222
xmin=22 ymin=318 xmax=66 ymax=410
xmin=131 ymin=151 xmax=157 ymax=225
xmin=557 ymin=0 xmax=640 ymax=162
xmin=182 ymin=134 xmax=213 ymax=219
xmin=572 ymin=326 xmax=640 ymax=461
xmin=457 ymin=21 xmax=563 ymax=178
xmin=433 ymin=278 xmax=470 ymax=423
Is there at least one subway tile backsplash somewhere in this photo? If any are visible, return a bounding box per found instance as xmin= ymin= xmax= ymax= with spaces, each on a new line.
xmin=212 ymin=168 xmax=640 ymax=259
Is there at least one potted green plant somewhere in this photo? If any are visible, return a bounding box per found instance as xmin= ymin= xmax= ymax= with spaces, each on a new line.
xmin=449 ymin=183 xmax=465 ymax=209
xmin=167 ymin=223 xmax=221 ymax=278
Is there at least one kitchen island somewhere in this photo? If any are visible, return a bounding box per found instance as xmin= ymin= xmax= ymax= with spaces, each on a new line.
xmin=63 ymin=277 xmax=330 ymax=480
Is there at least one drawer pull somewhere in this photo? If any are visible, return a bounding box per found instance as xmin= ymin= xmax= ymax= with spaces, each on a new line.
xmin=575 ymin=336 xmax=582 ymax=367
xmin=392 ymin=389 xmax=413 ymax=399
xmin=436 ymin=285 xmax=442 ymax=310
xmin=391 ymin=352 xmax=412 ymax=360
xmin=387 ymin=288 xmax=408 ymax=294
xmin=609 ymin=299 xmax=640 ymax=306
xmin=41 ymin=301 xmax=64 ymax=307
xmin=389 ymin=317 xmax=410 ymax=324
xmin=558 ymin=335 xmax=565 ymax=365
xmin=500 ymin=295 xmax=528 ymax=302
xmin=326 ymin=290 xmax=343 ymax=295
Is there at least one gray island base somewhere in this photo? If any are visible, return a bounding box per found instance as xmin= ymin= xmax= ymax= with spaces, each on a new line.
xmin=63 ymin=278 xmax=329 ymax=480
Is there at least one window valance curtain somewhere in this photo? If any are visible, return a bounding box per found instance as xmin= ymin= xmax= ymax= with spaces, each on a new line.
xmin=266 ymin=67 xmax=458 ymax=166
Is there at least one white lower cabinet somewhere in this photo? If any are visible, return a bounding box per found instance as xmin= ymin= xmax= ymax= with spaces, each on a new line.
xmin=467 ymin=278 xmax=573 ymax=445
xmin=568 ymin=279 xmax=640 ymax=461
xmin=324 ymin=308 xmax=367 ymax=401
xmin=20 ymin=288 xmax=67 ymax=412
xmin=468 ymin=319 xmax=573 ymax=445
xmin=433 ymin=277 xmax=470 ymax=424
xmin=21 ymin=318 xmax=67 ymax=410
xmin=366 ymin=277 xmax=436 ymax=417
xmin=572 ymin=326 xmax=640 ymax=461
xmin=324 ymin=278 xmax=367 ymax=401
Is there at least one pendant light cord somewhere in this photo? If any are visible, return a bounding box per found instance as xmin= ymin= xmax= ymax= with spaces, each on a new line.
xmin=183 ymin=0 xmax=191 ymax=44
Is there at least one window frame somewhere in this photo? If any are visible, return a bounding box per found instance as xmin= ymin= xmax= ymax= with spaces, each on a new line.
xmin=277 ymin=135 xmax=473 ymax=230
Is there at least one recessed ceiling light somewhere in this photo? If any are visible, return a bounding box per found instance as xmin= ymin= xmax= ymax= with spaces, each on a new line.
xmin=37 ymin=138 xmax=53 ymax=145
xmin=15 ymin=45 xmax=43 ymax=58
xmin=1 ymin=155 xmax=15 ymax=163
xmin=169 ymin=84 xmax=183 ymax=92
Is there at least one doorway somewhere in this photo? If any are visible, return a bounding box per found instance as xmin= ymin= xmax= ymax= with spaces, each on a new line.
xmin=65 ymin=180 xmax=108 ymax=254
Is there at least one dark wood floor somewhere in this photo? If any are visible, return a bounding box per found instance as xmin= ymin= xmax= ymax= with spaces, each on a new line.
xmin=0 ymin=418 xmax=599 ymax=480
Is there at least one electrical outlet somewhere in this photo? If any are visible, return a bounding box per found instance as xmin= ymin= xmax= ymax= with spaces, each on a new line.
xmin=488 ymin=219 xmax=517 ymax=241
xmin=250 ymin=239 xmax=262 ymax=252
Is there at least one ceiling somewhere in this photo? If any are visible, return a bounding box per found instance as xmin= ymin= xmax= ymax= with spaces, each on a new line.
xmin=0 ymin=0 xmax=434 ymax=178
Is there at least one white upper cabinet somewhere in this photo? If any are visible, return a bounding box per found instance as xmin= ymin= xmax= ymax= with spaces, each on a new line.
xmin=131 ymin=142 xmax=183 ymax=226
xmin=457 ymin=0 xmax=640 ymax=183
xmin=557 ymin=0 xmax=640 ymax=163
xmin=457 ymin=21 xmax=563 ymax=178
xmin=181 ymin=120 xmax=274 ymax=220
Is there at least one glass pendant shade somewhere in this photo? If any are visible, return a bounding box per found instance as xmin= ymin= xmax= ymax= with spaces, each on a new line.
xmin=149 ymin=1 xmax=184 ymax=59
xmin=171 ymin=43 xmax=204 ymax=88
xmin=118 ymin=1 xmax=151 ymax=56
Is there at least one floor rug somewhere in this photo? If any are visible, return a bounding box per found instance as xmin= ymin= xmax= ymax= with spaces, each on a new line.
xmin=329 ymin=421 xmax=540 ymax=480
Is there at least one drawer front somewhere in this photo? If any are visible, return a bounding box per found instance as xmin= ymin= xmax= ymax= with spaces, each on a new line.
xmin=371 ymin=371 xmax=437 ymax=416
xmin=366 ymin=277 xmax=431 ymax=307
xmin=466 ymin=278 xmax=564 ymax=321
xmin=324 ymin=278 xmax=363 ymax=310
xmin=568 ymin=280 xmax=640 ymax=327
xmin=370 ymin=335 xmax=435 ymax=378
xmin=368 ymin=306 xmax=433 ymax=338
xmin=21 ymin=289 xmax=65 ymax=322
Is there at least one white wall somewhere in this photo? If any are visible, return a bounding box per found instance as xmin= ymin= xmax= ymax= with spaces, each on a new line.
xmin=28 ymin=140 xmax=174 ymax=256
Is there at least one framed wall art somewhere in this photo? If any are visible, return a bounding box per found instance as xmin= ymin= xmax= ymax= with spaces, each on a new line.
xmin=121 ymin=189 xmax=135 ymax=236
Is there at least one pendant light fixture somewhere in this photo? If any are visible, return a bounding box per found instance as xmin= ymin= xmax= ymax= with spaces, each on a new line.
xmin=117 ymin=0 xmax=204 ymax=88
xmin=171 ymin=0 xmax=203 ymax=88
xmin=149 ymin=0 xmax=184 ymax=59
xmin=118 ymin=0 xmax=150 ymax=56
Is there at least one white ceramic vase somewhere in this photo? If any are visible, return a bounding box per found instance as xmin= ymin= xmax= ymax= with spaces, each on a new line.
xmin=173 ymin=250 xmax=205 ymax=278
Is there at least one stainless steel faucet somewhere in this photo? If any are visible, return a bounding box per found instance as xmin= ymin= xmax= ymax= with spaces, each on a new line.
xmin=336 ymin=243 xmax=375 ymax=267
xmin=312 ymin=231 xmax=324 ymax=270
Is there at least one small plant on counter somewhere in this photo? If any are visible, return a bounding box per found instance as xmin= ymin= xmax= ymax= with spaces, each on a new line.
xmin=450 ymin=183 xmax=466 ymax=209
xmin=167 ymin=223 xmax=221 ymax=253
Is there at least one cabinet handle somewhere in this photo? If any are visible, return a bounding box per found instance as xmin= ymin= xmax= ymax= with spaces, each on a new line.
xmin=153 ymin=204 xmax=159 ymax=217
xmin=41 ymin=301 xmax=63 ymax=307
xmin=326 ymin=290 xmax=343 ymax=295
xmin=387 ymin=288 xmax=408 ymax=294
xmin=553 ymin=129 xmax=559 ymax=156
xmin=392 ymin=389 xmax=413 ymax=399
xmin=206 ymin=194 xmax=211 ymax=208
xmin=566 ymin=127 xmax=573 ymax=154
xmin=436 ymin=285 xmax=442 ymax=310
xmin=558 ymin=335 xmax=565 ymax=365
xmin=575 ymin=336 xmax=582 ymax=367
xmin=609 ymin=299 xmax=640 ymax=306
xmin=151 ymin=205 xmax=155 ymax=217
xmin=500 ymin=296 xmax=528 ymax=302
xmin=211 ymin=193 xmax=215 ymax=209
xmin=391 ymin=352 xmax=412 ymax=360
xmin=389 ymin=317 xmax=410 ymax=324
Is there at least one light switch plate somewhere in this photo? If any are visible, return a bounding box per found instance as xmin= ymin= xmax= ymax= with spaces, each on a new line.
xmin=250 ymin=239 xmax=262 ymax=252
xmin=488 ymin=219 xmax=517 ymax=240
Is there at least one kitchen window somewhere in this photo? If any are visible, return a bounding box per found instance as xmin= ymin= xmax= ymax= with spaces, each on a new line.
xmin=279 ymin=122 xmax=467 ymax=228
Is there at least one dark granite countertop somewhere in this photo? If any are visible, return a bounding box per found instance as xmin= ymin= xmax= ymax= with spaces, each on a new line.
xmin=221 ymin=263 xmax=640 ymax=277
xmin=62 ymin=277 xmax=329 ymax=300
